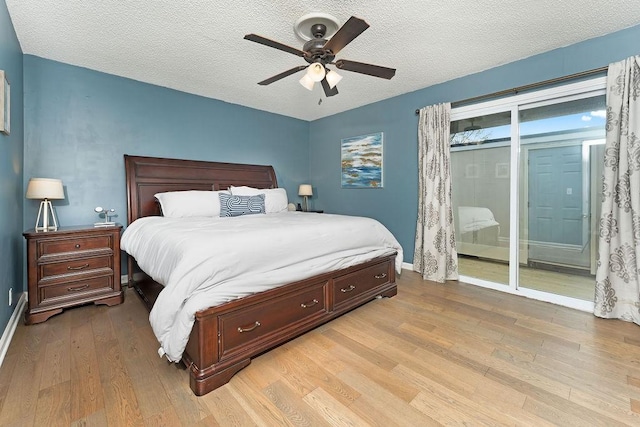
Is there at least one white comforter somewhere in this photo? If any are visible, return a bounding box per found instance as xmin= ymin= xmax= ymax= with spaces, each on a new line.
xmin=121 ymin=212 xmax=403 ymax=361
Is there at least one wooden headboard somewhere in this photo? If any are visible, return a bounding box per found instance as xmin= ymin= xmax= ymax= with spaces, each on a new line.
xmin=124 ymin=155 xmax=278 ymax=224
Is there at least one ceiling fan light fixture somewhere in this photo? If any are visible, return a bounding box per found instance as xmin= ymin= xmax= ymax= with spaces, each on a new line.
xmin=325 ymin=69 xmax=342 ymax=89
xmin=245 ymin=15 xmax=395 ymax=98
xmin=307 ymin=62 xmax=326 ymax=82
xmin=299 ymin=73 xmax=315 ymax=91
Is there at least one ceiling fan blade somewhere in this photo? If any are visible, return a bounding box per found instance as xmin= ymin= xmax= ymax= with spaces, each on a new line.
xmin=322 ymin=16 xmax=369 ymax=55
xmin=244 ymin=34 xmax=306 ymax=57
xmin=320 ymin=78 xmax=339 ymax=97
xmin=334 ymin=59 xmax=396 ymax=79
xmin=258 ymin=66 xmax=308 ymax=85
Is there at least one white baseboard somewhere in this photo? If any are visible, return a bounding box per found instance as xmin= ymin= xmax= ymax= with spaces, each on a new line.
xmin=0 ymin=292 xmax=27 ymax=368
xmin=402 ymin=262 xmax=414 ymax=271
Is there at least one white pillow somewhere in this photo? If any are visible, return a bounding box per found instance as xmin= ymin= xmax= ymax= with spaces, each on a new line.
xmin=155 ymin=190 xmax=229 ymax=217
xmin=229 ymin=186 xmax=288 ymax=213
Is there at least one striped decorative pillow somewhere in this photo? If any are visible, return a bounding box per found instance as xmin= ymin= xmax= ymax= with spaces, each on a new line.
xmin=219 ymin=193 xmax=265 ymax=217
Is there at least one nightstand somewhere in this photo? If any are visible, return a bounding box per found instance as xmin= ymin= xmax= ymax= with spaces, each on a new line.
xmin=23 ymin=224 xmax=124 ymax=324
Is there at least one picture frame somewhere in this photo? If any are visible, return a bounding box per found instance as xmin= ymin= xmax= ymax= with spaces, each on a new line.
xmin=464 ymin=163 xmax=479 ymax=178
xmin=495 ymin=162 xmax=509 ymax=178
xmin=0 ymin=70 xmax=9 ymax=135
xmin=341 ymin=132 xmax=383 ymax=188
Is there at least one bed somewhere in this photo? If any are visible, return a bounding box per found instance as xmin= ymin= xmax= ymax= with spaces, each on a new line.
xmin=123 ymin=155 xmax=400 ymax=396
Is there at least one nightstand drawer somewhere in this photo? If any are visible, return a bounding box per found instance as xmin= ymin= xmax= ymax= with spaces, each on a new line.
xmin=39 ymin=235 xmax=112 ymax=257
xmin=41 ymin=256 xmax=113 ymax=279
xmin=40 ymin=275 xmax=114 ymax=304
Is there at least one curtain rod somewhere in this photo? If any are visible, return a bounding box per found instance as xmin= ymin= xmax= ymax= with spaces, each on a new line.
xmin=414 ymin=65 xmax=608 ymax=115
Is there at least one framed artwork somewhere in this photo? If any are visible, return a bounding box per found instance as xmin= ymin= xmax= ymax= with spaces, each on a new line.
xmin=341 ymin=132 xmax=383 ymax=188
xmin=0 ymin=71 xmax=9 ymax=135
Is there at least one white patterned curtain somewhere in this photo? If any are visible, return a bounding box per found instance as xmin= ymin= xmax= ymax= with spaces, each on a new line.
xmin=594 ymin=55 xmax=640 ymax=324
xmin=414 ymin=103 xmax=459 ymax=282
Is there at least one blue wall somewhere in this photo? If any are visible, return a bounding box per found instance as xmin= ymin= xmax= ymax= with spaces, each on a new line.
xmin=0 ymin=1 xmax=24 ymax=333
xmin=23 ymin=56 xmax=310 ymax=229
xmin=309 ymin=24 xmax=640 ymax=262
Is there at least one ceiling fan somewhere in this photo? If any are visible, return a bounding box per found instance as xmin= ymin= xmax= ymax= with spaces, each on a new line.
xmin=244 ymin=15 xmax=396 ymax=97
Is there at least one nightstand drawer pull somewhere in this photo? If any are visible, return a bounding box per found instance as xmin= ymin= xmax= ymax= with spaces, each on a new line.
xmin=301 ymin=299 xmax=319 ymax=308
xmin=67 ymin=284 xmax=90 ymax=292
xmin=340 ymin=285 xmax=356 ymax=293
xmin=75 ymin=244 xmax=81 ymax=249
xmin=237 ymin=321 xmax=261 ymax=333
xmin=67 ymin=263 xmax=90 ymax=271
xmin=374 ymin=273 xmax=387 ymax=279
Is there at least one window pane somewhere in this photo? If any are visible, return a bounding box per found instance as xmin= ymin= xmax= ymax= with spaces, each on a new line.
xmin=451 ymin=112 xmax=511 ymax=285
xmin=450 ymin=111 xmax=511 ymax=147
xmin=518 ymin=96 xmax=605 ymax=300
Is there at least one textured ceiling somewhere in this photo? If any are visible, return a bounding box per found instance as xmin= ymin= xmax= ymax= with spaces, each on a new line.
xmin=6 ymin=1 xmax=640 ymax=121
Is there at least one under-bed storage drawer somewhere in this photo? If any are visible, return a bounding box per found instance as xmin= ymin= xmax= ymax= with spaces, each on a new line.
xmin=332 ymin=260 xmax=391 ymax=308
xmin=219 ymin=281 xmax=328 ymax=358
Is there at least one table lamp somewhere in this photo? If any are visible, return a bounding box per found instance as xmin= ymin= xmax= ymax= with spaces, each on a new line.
xmin=26 ymin=178 xmax=65 ymax=231
xmin=298 ymin=184 xmax=313 ymax=212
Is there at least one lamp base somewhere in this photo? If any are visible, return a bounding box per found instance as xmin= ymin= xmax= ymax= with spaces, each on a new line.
xmin=303 ymin=196 xmax=309 ymax=212
xmin=34 ymin=200 xmax=59 ymax=232
xmin=35 ymin=227 xmax=58 ymax=232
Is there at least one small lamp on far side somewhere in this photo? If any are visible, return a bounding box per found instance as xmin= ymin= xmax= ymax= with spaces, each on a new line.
xmin=298 ymin=184 xmax=313 ymax=212
xmin=26 ymin=178 xmax=65 ymax=231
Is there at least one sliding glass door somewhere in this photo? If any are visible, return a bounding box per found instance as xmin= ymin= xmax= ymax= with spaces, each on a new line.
xmin=450 ymin=111 xmax=511 ymax=286
xmin=450 ymin=78 xmax=606 ymax=309
xmin=518 ymin=96 xmax=606 ymax=300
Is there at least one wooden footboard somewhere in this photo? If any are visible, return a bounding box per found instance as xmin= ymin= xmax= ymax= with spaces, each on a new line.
xmin=133 ymin=254 xmax=397 ymax=396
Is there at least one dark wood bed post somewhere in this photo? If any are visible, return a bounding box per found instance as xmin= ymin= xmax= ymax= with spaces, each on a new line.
xmin=123 ymin=154 xmax=398 ymax=396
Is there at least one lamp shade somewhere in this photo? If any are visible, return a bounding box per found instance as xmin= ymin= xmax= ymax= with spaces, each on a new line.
xmin=26 ymin=178 xmax=64 ymax=200
xmin=306 ymin=62 xmax=326 ymax=82
xmin=325 ymin=69 xmax=342 ymax=89
xmin=298 ymin=184 xmax=313 ymax=197
xmin=299 ymin=73 xmax=315 ymax=91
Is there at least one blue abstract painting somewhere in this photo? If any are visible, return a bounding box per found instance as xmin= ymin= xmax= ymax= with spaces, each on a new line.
xmin=341 ymin=132 xmax=383 ymax=188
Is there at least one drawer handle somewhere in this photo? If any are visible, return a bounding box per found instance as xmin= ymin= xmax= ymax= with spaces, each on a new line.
xmin=237 ymin=321 xmax=261 ymax=333
xmin=67 ymin=284 xmax=90 ymax=292
xmin=75 ymin=244 xmax=81 ymax=249
xmin=301 ymin=299 xmax=319 ymax=308
xmin=67 ymin=263 xmax=90 ymax=271
xmin=375 ymin=273 xmax=387 ymax=279
xmin=340 ymin=285 xmax=356 ymax=293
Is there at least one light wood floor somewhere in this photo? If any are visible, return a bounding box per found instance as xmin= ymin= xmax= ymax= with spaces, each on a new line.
xmin=1 ymin=271 xmax=639 ymax=426
xmin=459 ymin=257 xmax=596 ymax=301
